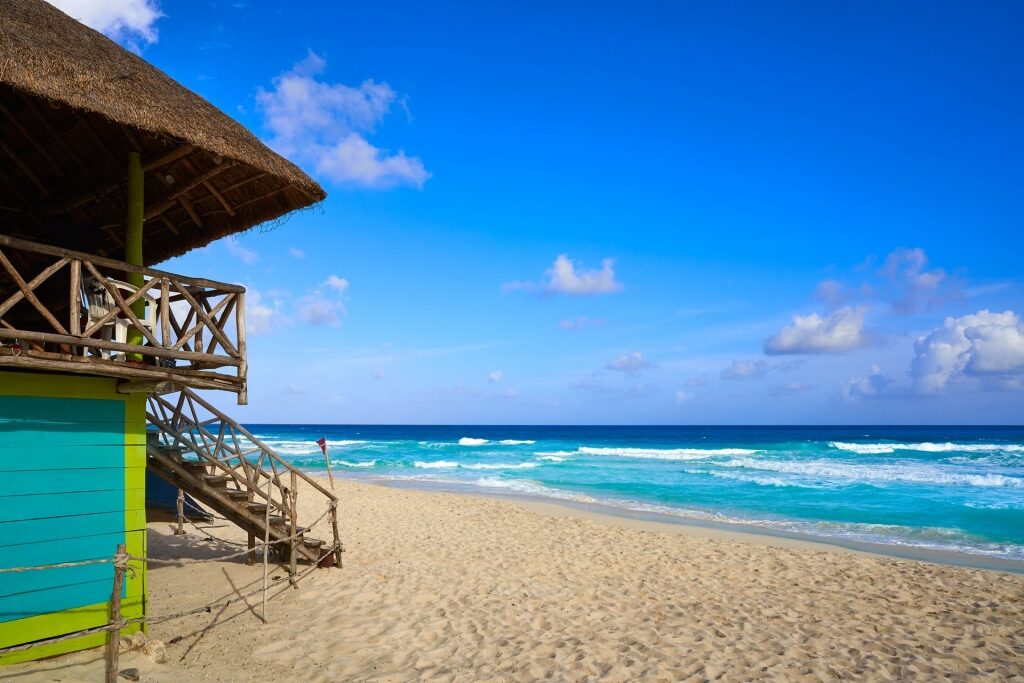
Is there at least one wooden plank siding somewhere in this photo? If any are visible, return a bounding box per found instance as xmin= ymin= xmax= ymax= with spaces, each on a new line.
xmin=0 ymin=371 xmax=146 ymax=664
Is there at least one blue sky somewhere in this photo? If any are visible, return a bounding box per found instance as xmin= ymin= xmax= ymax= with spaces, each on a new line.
xmin=56 ymin=1 xmax=1023 ymax=424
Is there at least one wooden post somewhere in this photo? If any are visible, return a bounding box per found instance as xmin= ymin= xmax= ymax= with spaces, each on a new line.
xmin=289 ymin=470 xmax=298 ymax=584
xmin=236 ymin=290 xmax=247 ymax=405
xmin=105 ymin=543 xmax=126 ymax=683
xmin=247 ymin=531 xmax=256 ymax=565
xmin=69 ymin=259 xmax=81 ymax=336
xmin=261 ymin=477 xmax=271 ymax=624
xmin=321 ymin=439 xmax=335 ymax=491
xmin=125 ymin=152 xmax=144 ymax=361
xmin=330 ymin=503 xmax=342 ymax=569
xmin=175 ymin=488 xmax=186 ymax=535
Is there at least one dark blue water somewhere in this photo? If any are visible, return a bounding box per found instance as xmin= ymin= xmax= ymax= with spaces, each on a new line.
xmin=243 ymin=425 xmax=1024 ymax=560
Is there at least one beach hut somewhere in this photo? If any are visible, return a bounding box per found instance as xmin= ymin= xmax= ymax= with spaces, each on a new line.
xmin=0 ymin=0 xmax=328 ymax=664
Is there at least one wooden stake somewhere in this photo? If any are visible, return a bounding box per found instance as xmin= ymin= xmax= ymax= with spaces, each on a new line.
xmin=331 ymin=503 xmax=342 ymax=569
xmin=289 ymin=470 xmax=298 ymax=585
xmin=105 ymin=543 xmax=126 ymax=683
xmin=261 ymin=477 xmax=271 ymax=623
xmin=322 ymin=439 xmax=335 ymax=490
xmin=175 ymin=489 xmax=186 ymax=535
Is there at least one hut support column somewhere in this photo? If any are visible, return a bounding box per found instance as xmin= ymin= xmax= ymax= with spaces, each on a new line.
xmin=125 ymin=152 xmax=144 ymax=360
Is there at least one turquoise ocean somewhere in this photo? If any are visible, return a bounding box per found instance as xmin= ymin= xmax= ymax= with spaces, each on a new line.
xmin=245 ymin=425 xmax=1024 ymax=563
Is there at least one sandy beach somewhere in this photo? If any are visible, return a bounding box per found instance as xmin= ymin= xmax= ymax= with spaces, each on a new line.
xmin=6 ymin=477 xmax=1024 ymax=682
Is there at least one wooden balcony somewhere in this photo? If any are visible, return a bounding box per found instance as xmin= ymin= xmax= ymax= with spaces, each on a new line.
xmin=0 ymin=234 xmax=249 ymax=403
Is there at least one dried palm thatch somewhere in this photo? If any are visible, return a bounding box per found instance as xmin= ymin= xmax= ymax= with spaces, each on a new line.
xmin=0 ymin=0 xmax=326 ymax=265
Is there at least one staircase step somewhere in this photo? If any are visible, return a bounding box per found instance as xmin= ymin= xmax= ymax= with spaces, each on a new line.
xmin=203 ymin=474 xmax=231 ymax=488
xmin=303 ymin=537 xmax=325 ymax=549
xmin=226 ymin=490 xmax=250 ymax=501
xmin=247 ymin=503 xmax=268 ymax=515
xmin=182 ymin=460 xmax=208 ymax=474
xmin=268 ymin=515 xmax=286 ymax=526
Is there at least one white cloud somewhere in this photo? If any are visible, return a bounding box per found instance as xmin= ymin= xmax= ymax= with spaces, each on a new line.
xmin=884 ymin=247 xmax=948 ymax=315
xmin=246 ymin=289 xmax=280 ymax=336
xmin=298 ymin=275 xmax=351 ymax=326
xmin=721 ymin=359 xmax=769 ymax=380
xmin=764 ymin=305 xmax=869 ymax=355
xmin=606 ymin=352 xmax=653 ymax=373
xmin=224 ymin=237 xmax=259 ymax=265
xmin=323 ymin=275 xmax=350 ymax=294
xmin=504 ymin=254 xmax=623 ymax=296
xmin=674 ymin=391 xmax=694 ymax=404
xmin=297 ymin=295 xmax=344 ymax=326
xmin=47 ymin=0 xmax=162 ymax=48
xmin=316 ymin=134 xmax=430 ymax=188
xmin=488 ymin=370 xmax=504 ymax=383
xmin=288 ymin=247 xmax=306 ymax=259
xmin=256 ymin=52 xmax=429 ymax=188
xmin=911 ymin=310 xmax=1024 ymax=393
xmin=546 ymin=255 xmax=622 ymax=295
xmin=841 ymin=364 xmax=890 ymax=402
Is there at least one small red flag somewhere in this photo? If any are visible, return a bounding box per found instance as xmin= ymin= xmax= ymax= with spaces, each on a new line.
xmin=316 ymin=437 xmax=327 ymax=456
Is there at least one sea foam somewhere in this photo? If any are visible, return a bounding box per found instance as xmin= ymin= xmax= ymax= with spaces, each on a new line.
xmin=720 ymin=457 xmax=1024 ymax=488
xmin=830 ymin=441 xmax=1024 ymax=455
xmin=578 ymin=446 xmax=760 ymax=461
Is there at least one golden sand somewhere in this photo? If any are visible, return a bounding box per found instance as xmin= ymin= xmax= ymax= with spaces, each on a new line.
xmin=6 ymin=478 xmax=1023 ymax=681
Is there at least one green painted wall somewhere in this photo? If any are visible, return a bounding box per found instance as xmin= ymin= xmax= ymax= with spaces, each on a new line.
xmin=0 ymin=371 xmax=146 ymax=664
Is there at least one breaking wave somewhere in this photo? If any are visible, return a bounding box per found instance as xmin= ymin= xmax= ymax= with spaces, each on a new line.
xmin=577 ymin=446 xmax=760 ymax=461
xmin=720 ymin=457 xmax=1024 ymax=488
xmin=830 ymin=441 xmax=1024 ymax=455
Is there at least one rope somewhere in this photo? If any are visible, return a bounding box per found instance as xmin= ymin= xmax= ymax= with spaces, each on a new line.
xmin=0 ymin=543 xmax=340 ymax=657
xmin=130 ymin=543 xmax=339 ymax=627
xmin=0 ymin=542 xmax=341 ymax=657
xmin=142 ymin=502 xmax=337 ymax=567
xmin=0 ymin=557 xmax=116 ymax=574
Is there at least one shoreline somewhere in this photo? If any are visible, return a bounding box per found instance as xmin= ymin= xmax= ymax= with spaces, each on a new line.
xmin=365 ymin=475 xmax=1024 ymax=574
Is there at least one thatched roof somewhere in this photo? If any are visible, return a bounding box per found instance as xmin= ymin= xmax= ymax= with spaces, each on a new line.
xmin=0 ymin=0 xmax=326 ymax=265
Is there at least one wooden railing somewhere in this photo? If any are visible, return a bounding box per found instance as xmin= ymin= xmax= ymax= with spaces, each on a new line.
xmin=0 ymin=234 xmax=247 ymax=401
xmin=146 ymin=388 xmax=342 ymax=568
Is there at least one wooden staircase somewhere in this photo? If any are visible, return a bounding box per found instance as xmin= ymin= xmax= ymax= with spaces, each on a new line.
xmin=145 ymin=388 xmax=341 ymax=569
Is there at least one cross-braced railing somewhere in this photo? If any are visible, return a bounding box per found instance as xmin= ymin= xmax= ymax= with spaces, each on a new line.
xmin=0 ymin=234 xmax=247 ymax=401
xmin=146 ymin=387 xmax=342 ymax=567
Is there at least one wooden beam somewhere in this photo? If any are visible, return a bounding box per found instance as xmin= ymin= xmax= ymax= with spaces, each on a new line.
xmin=66 ymin=143 xmax=196 ymax=211
xmin=217 ymin=172 xmax=267 ymax=196
xmin=0 ymin=251 xmax=68 ymax=334
xmin=0 ymin=352 xmax=242 ymax=394
xmin=159 ymin=213 xmax=181 ymax=236
xmin=117 ymin=379 xmax=181 ymax=394
xmin=181 ymin=157 xmax=235 ymax=216
xmin=77 ymin=116 xmax=120 ymax=167
xmin=0 ymin=255 xmax=69 ymax=317
xmin=177 ymin=194 xmax=203 ymax=227
xmin=144 ymin=162 xmax=236 ymax=221
xmin=0 ymin=136 xmax=50 ymax=197
xmin=0 ymin=327 xmax=242 ymax=367
xmin=0 ymin=233 xmax=245 ymax=293
xmin=0 ymin=101 xmax=62 ymax=176
xmin=19 ymin=94 xmax=92 ymax=176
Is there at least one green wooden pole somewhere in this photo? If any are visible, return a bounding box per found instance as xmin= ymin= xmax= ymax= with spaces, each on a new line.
xmin=126 ymin=152 xmax=144 ymax=360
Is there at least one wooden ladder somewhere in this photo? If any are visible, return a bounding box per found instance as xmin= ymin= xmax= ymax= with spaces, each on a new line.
xmin=144 ymin=388 xmax=341 ymax=568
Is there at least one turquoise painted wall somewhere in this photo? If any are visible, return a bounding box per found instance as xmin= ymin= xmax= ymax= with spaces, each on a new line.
xmin=0 ymin=371 xmax=146 ymax=664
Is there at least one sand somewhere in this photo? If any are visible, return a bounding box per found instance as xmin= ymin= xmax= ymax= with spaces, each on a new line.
xmin=5 ymin=478 xmax=1023 ymax=682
